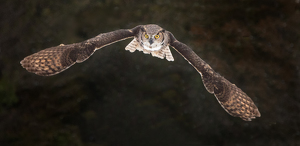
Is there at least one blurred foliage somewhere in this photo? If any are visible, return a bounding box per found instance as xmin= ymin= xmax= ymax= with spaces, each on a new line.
xmin=0 ymin=0 xmax=300 ymax=145
xmin=0 ymin=78 xmax=18 ymax=112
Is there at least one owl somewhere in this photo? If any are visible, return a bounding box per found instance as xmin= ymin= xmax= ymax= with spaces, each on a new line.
xmin=20 ymin=24 xmax=261 ymax=121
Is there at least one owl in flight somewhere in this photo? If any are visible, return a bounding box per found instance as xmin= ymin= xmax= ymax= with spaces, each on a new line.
xmin=21 ymin=24 xmax=260 ymax=121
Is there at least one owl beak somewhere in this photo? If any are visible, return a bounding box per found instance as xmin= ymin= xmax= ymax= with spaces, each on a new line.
xmin=149 ymin=38 xmax=154 ymax=45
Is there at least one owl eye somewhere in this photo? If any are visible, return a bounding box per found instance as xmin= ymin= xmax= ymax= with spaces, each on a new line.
xmin=154 ymin=35 xmax=160 ymax=39
xmin=144 ymin=34 xmax=149 ymax=39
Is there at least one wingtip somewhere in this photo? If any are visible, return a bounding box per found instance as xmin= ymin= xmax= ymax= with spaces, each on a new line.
xmin=20 ymin=58 xmax=29 ymax=69
xmin=255 ymin=109 xmax=261 ymax=117
xmin=20 ymin=58 xmax=25 ymax=66
xmin=242 ymin=109 xmax=261 ymax=121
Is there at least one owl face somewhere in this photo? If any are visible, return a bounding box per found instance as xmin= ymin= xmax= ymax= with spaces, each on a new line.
xmin=139 ymin=25 xmax=165 ymax=51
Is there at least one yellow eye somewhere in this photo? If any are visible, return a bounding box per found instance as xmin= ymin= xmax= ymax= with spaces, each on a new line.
xmin=155 ymin=35 xmax=160 ymax=39
xmin=145 ymin=34 xmax=149 ymax=39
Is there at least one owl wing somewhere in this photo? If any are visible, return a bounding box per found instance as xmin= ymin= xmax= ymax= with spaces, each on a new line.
xmin=21 ymin=26 xmax=142 ymax=76
xmin=167 ymin=31 xmax=260 ymax=121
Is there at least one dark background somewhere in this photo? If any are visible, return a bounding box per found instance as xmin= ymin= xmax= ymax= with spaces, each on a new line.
xmin=1 ymin=0 xmax=299 ymax=145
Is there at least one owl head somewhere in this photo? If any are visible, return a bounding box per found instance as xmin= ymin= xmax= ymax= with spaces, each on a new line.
xmin=138 ymin=24 xmax=168 ymax=51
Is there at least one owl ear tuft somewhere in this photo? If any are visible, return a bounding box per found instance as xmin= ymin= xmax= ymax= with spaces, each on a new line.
xmin=140 ymin=27 xmax=146 ymax=32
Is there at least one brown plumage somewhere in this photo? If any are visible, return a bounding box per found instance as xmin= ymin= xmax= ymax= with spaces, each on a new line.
xmin=20 ymin=24 xmax=260 ymax=121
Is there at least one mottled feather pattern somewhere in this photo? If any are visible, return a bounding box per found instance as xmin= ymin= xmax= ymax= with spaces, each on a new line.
xmin=20 ymin=44 xmax=77 ymax=76
xmin=169 ymin=36 xmax=260 ymax=121
xmin=21 ymin=28 xmax=138 ymax=76
xmin=75 ymin=41 xmax=97 ymax=63
xmin=212 ymin=73 xmax=261 ymax=121
xmin=20 ymin=24 xmax=260 ymax=121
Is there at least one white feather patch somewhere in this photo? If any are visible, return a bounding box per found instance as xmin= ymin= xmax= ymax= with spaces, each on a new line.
xmin=125 ymin=39 xmax=174 ymax=61
xmin=125 ymin=39 xmax=140 ymax=52
xmin=151 ymin=50 xmax=165 ymax=59
xmin=163 ymin=46 xmax=174 ymax=61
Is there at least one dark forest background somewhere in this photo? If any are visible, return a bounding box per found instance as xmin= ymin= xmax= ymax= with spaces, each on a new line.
xmin=0 ymin=0 xmax=300 ymax=145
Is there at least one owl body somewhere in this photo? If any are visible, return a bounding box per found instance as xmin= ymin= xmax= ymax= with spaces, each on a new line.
xmin=125 ymin=24 xmax=174 ymax=61
xmin=20 ymin=24 xmax=260 ymax=121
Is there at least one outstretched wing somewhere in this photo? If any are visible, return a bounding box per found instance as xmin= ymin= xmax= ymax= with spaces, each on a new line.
xmin=21 ymin=26 xmax=142 ymax=76
xmin=167 ymin=31 xmax=260 ymax=121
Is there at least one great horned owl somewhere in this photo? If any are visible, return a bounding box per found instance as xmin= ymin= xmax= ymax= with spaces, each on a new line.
xmin=20 ymin=24 xmax=261 ymax=121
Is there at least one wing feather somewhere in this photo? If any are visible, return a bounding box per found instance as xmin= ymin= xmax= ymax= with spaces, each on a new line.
xmin=167 ymin=31 xmax=260 ymax=121
xmin=21 ymin=26 xmax=142 ymax=76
